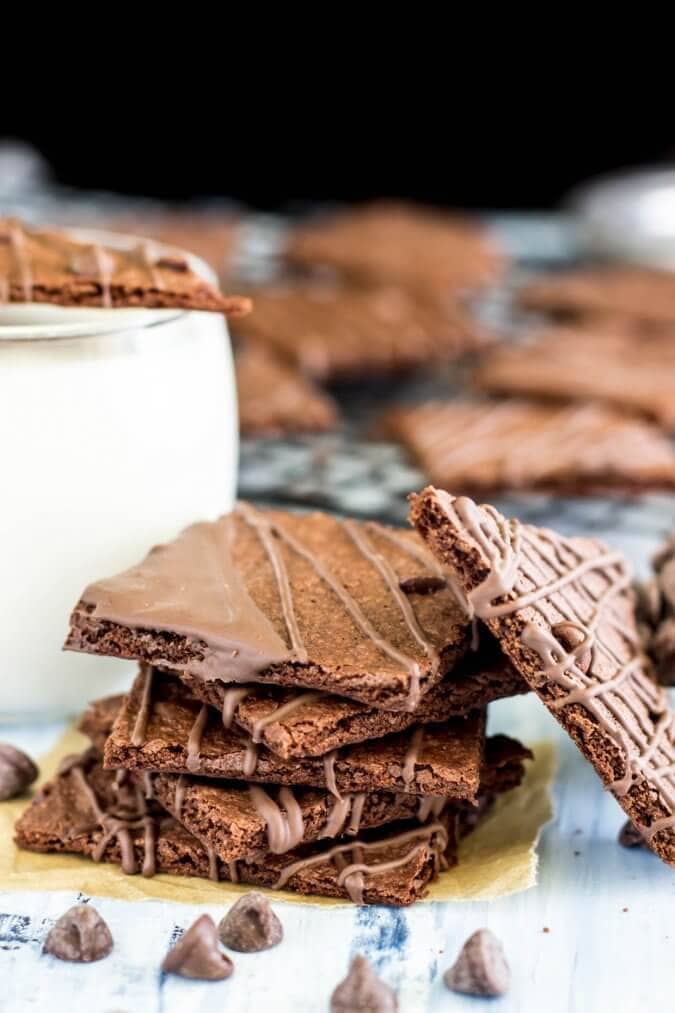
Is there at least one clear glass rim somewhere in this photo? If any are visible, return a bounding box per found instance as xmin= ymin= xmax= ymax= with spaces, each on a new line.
xmin=0 ymin=224 xmax=217 ymax=345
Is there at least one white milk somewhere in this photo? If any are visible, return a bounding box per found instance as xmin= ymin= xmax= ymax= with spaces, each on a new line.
xmin=0 ymin=301 xmax=238 ymax=718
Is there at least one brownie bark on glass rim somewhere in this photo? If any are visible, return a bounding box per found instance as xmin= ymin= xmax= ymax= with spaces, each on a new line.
xmin=382 ymin=399 xmax=675 ymax=495
xmin=410 ymin=486 xmax=675 ymax=866
xmin=284 ymin=201 xmax=504 ymax=296
xmin=235 ymin=343 xmax=339 ymax=437
xmin=473 ymin=327 xmax=675 ymax=432
xmin=178 ymin=636 xmax=527 ymax=759
xmin=104 ymin=670 xmax=488 ymax=799
xmin=65 ymin=506 xmax=471 ymax=712
xmin=0 ymin=217 xmax=251 ymax=315
xmin=14 ymin=752 xmax=457 ymax=905
xmin=232 ymin=283 xmax=490 ymax=383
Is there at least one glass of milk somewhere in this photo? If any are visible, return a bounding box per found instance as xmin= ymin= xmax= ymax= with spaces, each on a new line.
xmin=0 ymin=230 xmax=238 ymax=719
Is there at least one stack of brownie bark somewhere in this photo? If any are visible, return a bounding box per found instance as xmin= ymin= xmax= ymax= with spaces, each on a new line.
xmin=16 ymin=505 xmax=531 ymax=906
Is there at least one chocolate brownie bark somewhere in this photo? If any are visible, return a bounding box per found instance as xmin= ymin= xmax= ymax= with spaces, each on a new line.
xmin=474 ymin=327 xmax=675 ymax=432
xmin=518 ymin=266 xmax=675 ymax=328
xmin=236 ymin=343 xmax=339 ymax=436
xmin=179 ymin=637 xmax=526 ymax=759
xmin=65 ymin=507 xmax=471 ymax=712
xmin=410 ymin=487 xmax=675 ymax=866
xmin=14 ymin=750 xmax=457 ymax=905
xmin=232 ymin=283 xmax=489 ymax=382
xmin=147 ymin=732 xmax=530 ymax=863
xmin=0 ymin=217 xmax=251 ymax=315
xmin=284 ymin=201 xmax=503 ymax=295
xmin=383 ymin=399 xmax=675 ymax=494
xmin=104 ymin=670 xmax=487 ymax=799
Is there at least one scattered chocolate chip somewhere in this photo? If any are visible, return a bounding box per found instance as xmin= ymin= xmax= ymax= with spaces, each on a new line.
xmin=0 ymin=743 xmax=38 ymax=800
xmin=443 ymin=929 xmax=510 ymax=998
xmin=44 ymin=904 xmax=113 ymax=962
xmin=162 ymin=914 xmax=233 ymax=981
xmin=399 ymin=575 xmax=447 ymax=596
xmin=331 ymin=954 xmax=397 ymax=1012
xmin=618 ymin=820 xmax=645 ymax=848
xmin=218 ymin=892 xmax=283 ymax=952
xmin=155 ymin=255 xmax=189 ymax=272
xmin=622 ymin=907 xmax=629 ymax=912
xmin=543 ymin=927 xmax=550 ymax=934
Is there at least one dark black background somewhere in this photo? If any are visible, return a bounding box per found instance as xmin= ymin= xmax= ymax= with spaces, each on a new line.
xmin=4 ymin=71 xmax=673 ymax=211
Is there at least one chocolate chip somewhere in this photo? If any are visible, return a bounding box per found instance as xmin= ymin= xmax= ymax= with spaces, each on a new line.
xmin=553 ymin=622 xmax=592 ymax=673
xmin=44 ymin=904 xmax=113 ymax=962
xmin=618 ymin=820 xmax=645 ymax=848
xmin=330 ymin=955 xmax=397 ymax=1012
xmin=155 ymin=256 xmax=189 ymax=272
xmin=399 ymin=575 xmax=447 ymax=596
xmin=0 ymin=743 xmax=38 ymax=800
xmin=162 ymin=914 xmax=233 ymax=981
xmin=218 ymin=892 xmax=283 ymax=952
xmin=443 ymin=929 xmax=510 ymax=998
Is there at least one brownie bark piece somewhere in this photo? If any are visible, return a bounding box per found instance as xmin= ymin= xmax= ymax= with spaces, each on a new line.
xmin=148 ymin=777 xmax=438 ymax=862
xmin=65 ymin=506 xmax=471 ymax=712
xmin=148 ymin=731 xmax=530 ymax=863
xmin=410 ymin=486 xmax=675 ymax=866
xmin=104 ymin=670 xmax=486 ymax=799
xmin=236 ymin=343 xmax=339 ymax=436
xmin=284 ymin=202 xmax=503 ymax=296
xmin=232 ymin=283 xmax=489 ymax=382
xmin=0 ymin=217 xmax=251 ymax=315
xmin=78 ymin=695 xmax=125 ymax=752
xmin=474 ymin=327 xmax=675 ymax=431
xmin=14 ymin=751 xmax=458 ymax=905
xmin=179 ymin=643 xmax=527 ymax=759
xmin=637 ymin=536 xmax=675 ymax=686
xmin=109 ymin=211 xmax=241 ymax=279
xmin=518 ymin=266 xmax=675 ymax=328
xmin=383 ymin=399 xmax=675 ymax=495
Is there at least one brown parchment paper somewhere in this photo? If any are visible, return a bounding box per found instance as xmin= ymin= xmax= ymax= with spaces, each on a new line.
xmin=0 ymin=728 xmax=555 ymax=906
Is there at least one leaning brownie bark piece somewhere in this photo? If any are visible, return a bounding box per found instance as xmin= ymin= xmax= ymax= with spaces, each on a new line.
xmin=0 ymin=217 xmax=251 ymax=315
xmin=179 ymin=641 xmax=527 ymax=760
xmin=383 ymin=399 xmax=675 ymax=495
xmin=65 ymin=506 xmax=471 ymax=712
xmin=410 ymin=486 xmax=675 ymax=867
xmin=104 ymin=670 xmax=486 ymax=799
xmin=14 ymin=751 xmax=457 ymax=905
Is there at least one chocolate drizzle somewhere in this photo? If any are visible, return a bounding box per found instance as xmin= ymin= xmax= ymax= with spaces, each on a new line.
xmin=273 ymin=821 xmax=449 ymax=899
xmin=131 ymin=668 xmax=154 ymax=746
xmin=347 ymin=793 xmax=366 ymax=835
xmin=186 ymin=705 xmax=208 ymax=773
xmin=67 ymin=758 xmax=157 ymax=877
xmin=248 ymin=785 xmax=305 ymax=854
xmin=221 ymin=686 xmax=253 ymax=728
xmin=235 ymin=506 xmax=430 ymax=693
xmin=250 ymin=691 xmax=324 ymax=743
xmin=323 ymin=750 xmax=341 ymax=799
xmin=402 ymin=727 xmax=425 ymax=785
xmin=235 ymin=503 xmax=309 ymax=662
